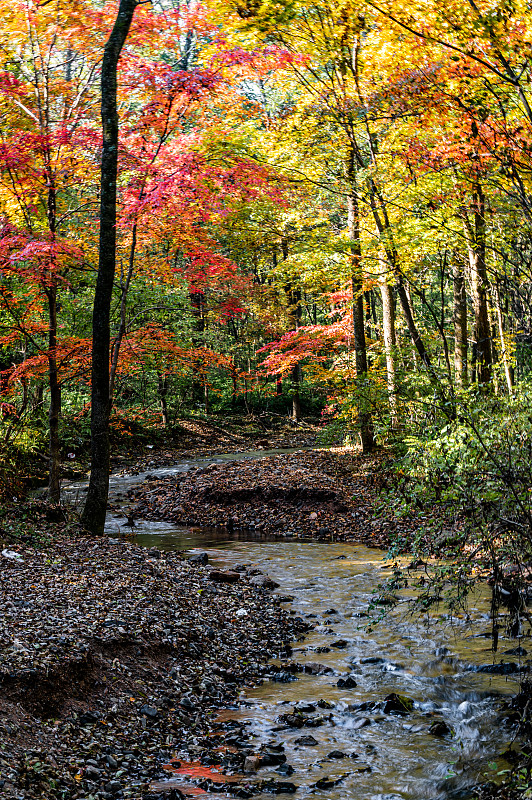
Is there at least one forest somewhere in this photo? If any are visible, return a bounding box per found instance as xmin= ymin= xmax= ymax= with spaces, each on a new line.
xmin=1 ymin=0 xmax=532 ymax=798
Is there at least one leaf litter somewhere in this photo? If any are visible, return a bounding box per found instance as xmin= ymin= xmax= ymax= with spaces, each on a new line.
xmin=0 ymin=535 xmax=307 ymax=799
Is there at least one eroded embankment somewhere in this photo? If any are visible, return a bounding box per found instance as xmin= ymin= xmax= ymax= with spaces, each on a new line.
xmin=127 ymin=450 xmax=396 ymax=548
xmin=0 ymin=537 xmax=305 ymax=799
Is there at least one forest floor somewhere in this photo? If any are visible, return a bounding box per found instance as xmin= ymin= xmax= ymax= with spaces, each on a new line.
xmin=0 ymin=532 xmax=308 ymax=800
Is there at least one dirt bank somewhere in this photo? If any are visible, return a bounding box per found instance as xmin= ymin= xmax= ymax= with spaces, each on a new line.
xmin=127 ymin=449 xmax=402 ymax=549
xmin=0 ymin=536 xmax=306 ymax=799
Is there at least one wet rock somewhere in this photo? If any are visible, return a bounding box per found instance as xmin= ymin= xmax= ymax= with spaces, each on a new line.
xmin=259 ymin=752 xmax=287 ymax=767
xmin=503 ymin=647 xmax=528 ymax=656
xmin=360 ymin=656 xmax=386 ymax=665
xmin=337 ymin=675 xmax=358 ymax=689
xmin=209 ymin=569 xmax=240 ymax=584
xmin=330 ymin=639 xmax=349 ymax=648
xmin=473 ymin=662 xmax=521 ymax=675
xmin=271 ymin=671 xmax=297 ymax=683
xmin=313 ymin=775 xmax=347 ymax=789
xmin=276 ymin=763 xmax=294 ymax=776
xmin=84 ymin=765 xmax=101 ymax=780
xmin=328 ymin=750 xmax=347 ymax=759
xmin=374 ymin=593 xmax=399 ymax=606
xmin=294 ymin=735 xmax=319 ymax=746
xmin=277 ymin=713 xmax=305 ymax=728
xmin=250 ymin=575 xmax=280 ymax=590
xmin=324 ymin=608 xmax=338 ymax=615
xmin=180 ymin=696 xmax=196 ymax=711
xmin=188 ymin=551 xmax=209 ymax=565
xmin=258 ymin=779 xmax=297 ymax=793
xmin=243 ymin=756 xmax=261 ymax=773
xmin=429 ymin=721 xmax=453 ymax=737
xmin=304 ymin=662 xmax=333 ymax=675
xmin=351 ymin=716 xmax=372 ymax=729
xmin=317 ymin=699 xmax=335 ymax=709
xmin=382 ymin=693 xmax=414 ymax=714
xmin=293 ymin=701 xmax=316 ymax=713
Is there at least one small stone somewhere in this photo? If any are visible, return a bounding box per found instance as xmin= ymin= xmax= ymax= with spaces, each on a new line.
xmin=294 ymin=702 xmax=316 ymax=713
xmin=208 ymin=570 xmax=240 ymax=584
xmin=328 ymin=750 xmax=346 ymax=759
xmin=84 ymin=765 xmax=101 ymax=779
xmin=250 ymin=575 xmax=280 ymax=590
xmin=277 ymin=763 xmax=294 ymax=776
xmin=294 ymin=735 xmax=319 ymax=746
xmin=429 ymin=721 xmax=453 ymax=737
xmin=140 ymin=704 xmax=158 ymax=718
xmin=188 ymin=551 xmax=208 ymax=565
xmin=244 ymin=756 xmax=261 ymax=773
xmin=304 ymin=662 xmax=333 ymax=675
xmin=337 ymin=676 xmax=358 ymax=689
xmin=382 ymin=693 xmax=414 ymax=714
xmin=351 ymin=717 xmax=372 ymax=730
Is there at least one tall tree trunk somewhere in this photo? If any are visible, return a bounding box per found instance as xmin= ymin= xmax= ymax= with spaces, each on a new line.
xmin=347 ymin=151 xmax=374 ymax=453
xmin=453 ymin=258 xmax=468 ymax=388
xmin=290 ymin=286 xmax=302 ymax=422
xmin=282 ymin=241 xmax=302 ymax=421
xmin=109 ymin=222 xmax=137 ymax=404
xmin=157 ymin=372 xmax=169 ymax=427
xmin=493 ymin=279 xmax=514 ymax=393
xmin=46 ymin=279 xmax=61 ymax=503
xmin=81 ymin=0 xmax=138 ymax=535
xmin=44 ymin=157 xmax=61 ymax=503
xmin=380 ymin=277 xmax=398 ymax=426
xmin=464 ymin=182 xmax=492 ymax=384
xmin=189 ymin=289 xmax=206 ymax=405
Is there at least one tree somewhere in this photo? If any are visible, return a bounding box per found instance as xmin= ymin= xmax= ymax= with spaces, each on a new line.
xmin=81 ymin=0 xmax=139 ymax=534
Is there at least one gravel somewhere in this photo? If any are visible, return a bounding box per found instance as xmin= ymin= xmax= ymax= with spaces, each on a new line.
xmin=0 ymin=536 xmax=306 ymax=799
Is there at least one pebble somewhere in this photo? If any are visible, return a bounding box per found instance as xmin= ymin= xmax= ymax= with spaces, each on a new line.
xmin=0 ymin=536 xmax=304 ymax=799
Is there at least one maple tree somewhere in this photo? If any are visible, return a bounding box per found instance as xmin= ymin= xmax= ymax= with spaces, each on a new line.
xmin=1 ymin=0 xmax=532 ymax=515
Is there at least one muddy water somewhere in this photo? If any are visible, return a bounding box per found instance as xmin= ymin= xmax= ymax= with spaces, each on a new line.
xmin=64 ymin=452 xmax=524 ymax=800
xmin=133 ymin=533 xmax=520 ymax=800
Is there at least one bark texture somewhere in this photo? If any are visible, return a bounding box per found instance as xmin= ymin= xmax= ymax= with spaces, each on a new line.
xmin=81 ymin=0 xmax=138 ymax=534
xmin=453 ymin=259 xmax=468 ymax=388
xmin=347 ymin=152 xmax=374 ymax=453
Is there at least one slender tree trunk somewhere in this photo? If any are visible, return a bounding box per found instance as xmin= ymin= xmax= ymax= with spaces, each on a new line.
xmin=44 ymin=156 xmax=61 ymax=503
xmin=82 ymin=0 xmax=138 ymax=535
xmin=493 ymin=279 xmax=514 ymax=393
xmin=47 ymin=279 xmax=61 ymax=503
xmin=110 ymin=223 xmax=137 ymax=404
xmin=347 ymin=151 xmax=374 ymax=453
xmin=157 ymin=372 xmax=168 ymax=426
xmin=464 ymin=182 xmax=492 ymax=384
xmin=453 ymin=259 xmax=468 ymax=388
xmin=380 ymin=277 xmax=398 ymax=426
xmin=290 ymin=286 xmax=302 ymax=421
xmin=282 ymin=242 xmax=302 ymax=421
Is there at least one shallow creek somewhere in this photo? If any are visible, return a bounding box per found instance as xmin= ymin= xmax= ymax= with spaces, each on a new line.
xmin=65 ymin=450 xmax=525 ymax=800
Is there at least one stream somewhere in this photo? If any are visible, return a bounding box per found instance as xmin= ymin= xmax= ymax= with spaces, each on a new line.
xmin=64 ymin=449 xmax=525 ymax=800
